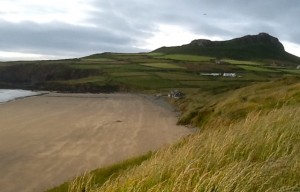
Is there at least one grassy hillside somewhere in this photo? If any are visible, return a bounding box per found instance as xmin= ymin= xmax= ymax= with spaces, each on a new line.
xmin=154 ymin=33 xmax=300 ymax=65
xmin=176 ymin=76 xmax=300 ymax=127
xmin=46 ymin=78 xmax=300 ymax=192
xmin=93 ymin=105 xmax=299 ymax=192
xmin=1 ymin=52 xmax=299 ymax=93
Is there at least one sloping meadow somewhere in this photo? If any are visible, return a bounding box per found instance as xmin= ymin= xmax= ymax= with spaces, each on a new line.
xmin=177 ymin=76 xmax=300 ymax=127
xmin=62 ymin=78 xmax=300 ymax=192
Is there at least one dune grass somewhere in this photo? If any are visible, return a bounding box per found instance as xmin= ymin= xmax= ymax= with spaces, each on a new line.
xmin=63 ymin=105 xmax=300 ymax=192
xmin=178 ymin=77 xmax=300 ymax=127
xmin=46 ymin=152 xmax=152 ymax=192
xmin=50 ymin=78 xmax=300 ymax=192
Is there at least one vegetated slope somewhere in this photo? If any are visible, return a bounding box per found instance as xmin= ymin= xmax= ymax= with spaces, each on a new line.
xmin=0 ymin=52 xmax=260 ymax=93
xmin=154 ymin=33 xmax=300 ymax=64
xmin=0 ymin=63 xmax=95 ymax=85
xmin=0 ymin=62 xmax=120 ymax=92
xmin=49 ymin=77 xmax=300 ymax=192
xmin=94 ymin=106 xmax=299 ymax=192
xmin=177 ymin=76 xmax=300 ymax=127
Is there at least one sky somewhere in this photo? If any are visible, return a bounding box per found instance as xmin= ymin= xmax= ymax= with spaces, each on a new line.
xmin=0 ymin=0 xmax=299 ymax=60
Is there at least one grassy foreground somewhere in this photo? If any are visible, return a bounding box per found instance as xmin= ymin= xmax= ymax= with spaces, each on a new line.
xmin=47 ymin=152 xmax=152 ymax=192
xmin=47 ymin=79 xmax=300 ymax=192
xmin=93 ymin=106 xmax=300 ymax=192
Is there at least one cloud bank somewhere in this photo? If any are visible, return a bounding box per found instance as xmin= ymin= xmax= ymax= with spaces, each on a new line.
xmin=0 ymin=0 xmax=299 ymax=60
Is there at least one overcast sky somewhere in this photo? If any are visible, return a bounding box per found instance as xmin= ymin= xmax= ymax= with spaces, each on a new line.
xmin=0 ymin=0 xmax=299 ymax=60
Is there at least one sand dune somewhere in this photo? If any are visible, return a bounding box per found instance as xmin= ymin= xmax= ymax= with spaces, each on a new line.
xmin=0 ymin=93 xmax=192 ymax=192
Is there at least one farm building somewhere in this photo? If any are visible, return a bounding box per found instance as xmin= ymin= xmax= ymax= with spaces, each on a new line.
xmin=223 ymin=73 xmax=237 ymax=77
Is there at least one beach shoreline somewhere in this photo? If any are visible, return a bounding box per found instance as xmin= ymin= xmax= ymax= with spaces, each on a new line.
xmin=0 ymin=93 xmax=192 ymax=192
xmin=0 ymin=89 xmax=47 ymax=104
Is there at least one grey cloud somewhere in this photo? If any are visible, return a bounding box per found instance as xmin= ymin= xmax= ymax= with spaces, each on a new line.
xmin=89 ymin=0 xmax=300 ymax=44
xmin=0 ymin=0 xmax=300 ymax=59
xmin=0 ymin=20 xmax=148 ymax=57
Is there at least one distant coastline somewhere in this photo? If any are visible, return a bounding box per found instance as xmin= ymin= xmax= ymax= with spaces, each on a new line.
xmin=0 ymin=89 xmax=42 ymax=103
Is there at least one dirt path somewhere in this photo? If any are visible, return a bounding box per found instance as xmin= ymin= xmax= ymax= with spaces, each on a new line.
xmin=0 ymin=93 xmax=192 ymax=192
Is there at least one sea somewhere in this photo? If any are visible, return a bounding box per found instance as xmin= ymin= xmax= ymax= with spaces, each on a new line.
xmin=0 ymin=89 xmax=40 ymax=103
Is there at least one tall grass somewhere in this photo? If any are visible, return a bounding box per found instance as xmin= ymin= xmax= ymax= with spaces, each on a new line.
xmin=49 ymin=78 xmax=300 ymax=192
xmin=178 ymin=78 xmax=300 ymax=127
xmin=66 ymin=105 xmax=299 ymax=191
xmin=46 ymin=152 xmax=152 ymax=192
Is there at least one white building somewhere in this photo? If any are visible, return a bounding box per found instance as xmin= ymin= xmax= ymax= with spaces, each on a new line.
xmin=223 ymin=73 xmax=237 ymax=77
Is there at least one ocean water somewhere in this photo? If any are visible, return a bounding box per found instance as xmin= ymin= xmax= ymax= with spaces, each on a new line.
xmin=0 ymin=89 xmax=39 ymax=103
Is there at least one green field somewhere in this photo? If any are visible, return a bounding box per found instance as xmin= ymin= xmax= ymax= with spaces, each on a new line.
xmin=237 ymin=65 xmax=277 ymax=72
xmin=0 ymin=52 xmax=297 ymax=93
xmin=155 ymin=54 xmax=214 ymax=62
xmin=114 ymin=75 xmax=180 ymax=89
xmin=280 ymin=69 xmax=300 ymax=74
xmin=140 ymin=63 xmax=184 ymax=69
xmin=223 ymin=59 xmax=263 ymax=65
xmin=110 ymin=72 xmax=150 ymax=77
xmin=81 ymin=58 xmax=116 ymax=62
xmin=154 ymin=72 xmax=203 ymax=81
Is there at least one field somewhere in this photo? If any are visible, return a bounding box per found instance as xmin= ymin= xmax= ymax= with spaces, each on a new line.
xmin=222 ymin=59 xmax=263 ymax=65
xmin=237 ymin=65 xmax=278 ymax=72
xmin=154 ymin=54 xmax=214 ymax=62
xmin=0 ymin=52 xmax=298 ymax=93
xmin=67 ymin=53 xmax=300 ymax=92
xmin=140 ymin=63 xmax=184 ymax=69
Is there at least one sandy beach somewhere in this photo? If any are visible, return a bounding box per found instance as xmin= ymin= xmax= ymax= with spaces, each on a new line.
xmin=0 ymin=93 xmax=192 ymax=192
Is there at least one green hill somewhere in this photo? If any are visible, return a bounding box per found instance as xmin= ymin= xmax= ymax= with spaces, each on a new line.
xmin=1 ymin=33 xmax=300 ymax=93
xmin=154 ymin=33 xmax=300 ymax=65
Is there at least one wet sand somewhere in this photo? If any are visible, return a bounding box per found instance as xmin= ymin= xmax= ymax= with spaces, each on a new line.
xmin=0 ymin=93 xmax=192 ymax=192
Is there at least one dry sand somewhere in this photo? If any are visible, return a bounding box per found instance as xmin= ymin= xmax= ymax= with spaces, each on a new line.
xmin=0 ymin=93 xmax=192 ymax=192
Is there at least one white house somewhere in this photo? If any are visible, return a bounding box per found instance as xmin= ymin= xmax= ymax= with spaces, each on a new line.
xmin=223 ymin=73 xmax=237 ymax=77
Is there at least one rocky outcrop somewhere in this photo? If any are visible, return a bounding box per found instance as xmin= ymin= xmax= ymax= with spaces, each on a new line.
xmin=153 ymin=33 xmax=299 ymax=63
xmin=191 ymin=33 xmax=284 ymax=51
